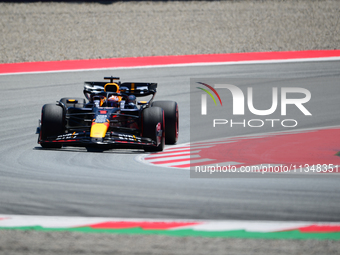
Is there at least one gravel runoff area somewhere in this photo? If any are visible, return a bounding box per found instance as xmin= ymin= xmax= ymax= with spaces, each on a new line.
xmin=0 ymin=0 xmax=339 ymax=63
xmin=1 ymin=230 xmax=340 ymax=255
xmin=1 ymin=1 xmax=340 ymax=255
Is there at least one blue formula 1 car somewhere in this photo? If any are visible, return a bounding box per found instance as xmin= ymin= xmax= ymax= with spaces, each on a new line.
xmin=37 ymin=76 xmax=178 ymax=152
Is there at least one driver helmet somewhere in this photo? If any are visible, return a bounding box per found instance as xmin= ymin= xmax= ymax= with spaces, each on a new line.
xmin=107 ymin=95 xmax=120 ymax=107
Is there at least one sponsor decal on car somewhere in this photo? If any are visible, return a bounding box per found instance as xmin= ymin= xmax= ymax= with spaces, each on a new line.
xmin=56 ymin=132 xmax=79 ymax=140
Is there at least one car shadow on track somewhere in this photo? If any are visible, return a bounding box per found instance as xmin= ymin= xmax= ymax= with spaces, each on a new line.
xmin=33 ymin=146 xmax=148 ymax=154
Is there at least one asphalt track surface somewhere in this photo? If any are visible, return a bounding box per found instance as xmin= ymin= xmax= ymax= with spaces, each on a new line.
xmin=1 ymin=60 xmax=340 ymax=222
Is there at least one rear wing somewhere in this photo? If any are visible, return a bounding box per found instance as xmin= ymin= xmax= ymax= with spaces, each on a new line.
xmin=84 ymin=81 xmax=157 ymax=97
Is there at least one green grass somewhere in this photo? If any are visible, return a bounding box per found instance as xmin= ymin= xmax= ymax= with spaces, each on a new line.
xmin=1 ymin=226 xmax=340 ymax=240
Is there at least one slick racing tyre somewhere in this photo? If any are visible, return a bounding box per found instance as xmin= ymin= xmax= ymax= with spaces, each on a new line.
xmin=142 ymin=106 xmax=165 ymax=152
xmin=40 ymin=104 xmax=65 ymax=148
xmin=152 ymin=100 xmax=178 ymax=144
xmin=60 ymin=97 xmax=86 ymax=109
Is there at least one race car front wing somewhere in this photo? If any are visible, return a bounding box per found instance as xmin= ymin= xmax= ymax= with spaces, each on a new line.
xmin=37 ymin=130 xmax=159 ymax=149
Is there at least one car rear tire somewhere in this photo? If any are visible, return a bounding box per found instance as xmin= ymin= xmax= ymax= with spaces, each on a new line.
xmin=40 ymin=104 xmax=65 ymax=148
xmin=152 ymin=101 xmax=178 ymax=144
xmin=142 ymin=106 xmax=165 ymax=152
xmin=60 ymin=97 xmax=86 ymax=109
